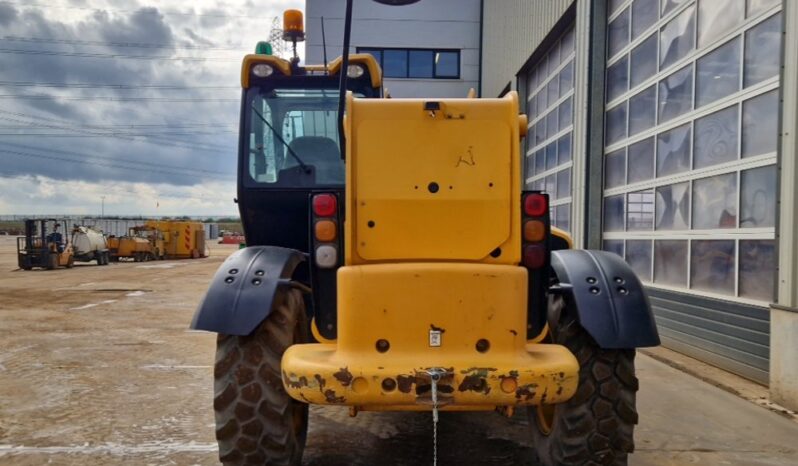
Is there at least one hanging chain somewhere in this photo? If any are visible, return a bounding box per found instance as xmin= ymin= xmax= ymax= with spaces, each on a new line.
xmin=427 ymin=368 xmax=446 ymax=466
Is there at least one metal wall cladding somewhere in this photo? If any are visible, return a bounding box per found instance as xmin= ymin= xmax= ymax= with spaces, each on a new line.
xmin=648 ymin=288 xmax=770 ymax=384
xmin=481 ymin=0 xmax=574 ymax=97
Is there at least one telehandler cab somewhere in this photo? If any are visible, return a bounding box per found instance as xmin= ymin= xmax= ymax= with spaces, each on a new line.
xmin=191 ymin=2 xmax=660 ymax=465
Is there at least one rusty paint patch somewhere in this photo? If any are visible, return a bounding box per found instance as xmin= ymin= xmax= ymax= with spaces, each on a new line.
xmin=396 ymin=374 xmax=415 ymax=394
xmin=429 ymin=324 xmax=446 ymax=333
xmin=556 ymin=385 xmax=563 ymax=396
xmin=460 ymin=367 xmax=497 ymax=375
xmin=540 ymin=387 xmax=549 ymax=404
xmin=458 ymin=373 xmax=491 ymax=394
xmin=515 ymin=383 xmax=537 ymax=401
xmin=314 ymin=374 xmax=326 ymax=391
xmin=333 ymin=367 xmax=354 ymax=387
xmin=509 ymin=329 xmax=518 ymax=336
xmin=323 ymin=389 xmax=345 ymax=404
xmin=283 ymin=371 xmax=309 ymax=389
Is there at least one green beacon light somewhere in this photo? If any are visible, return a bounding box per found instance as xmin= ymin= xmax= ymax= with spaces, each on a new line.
xmin=255 ymin=41 xmax=273 ymax=55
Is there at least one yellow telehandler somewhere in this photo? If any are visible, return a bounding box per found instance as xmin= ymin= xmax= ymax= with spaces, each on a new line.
xmin=191 ymin=3 xmax=659 ymax=465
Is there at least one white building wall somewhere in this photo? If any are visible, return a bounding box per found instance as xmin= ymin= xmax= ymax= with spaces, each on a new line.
xmin=481 ymin=0 xmax=574 ymax=97
xmin=305 ymin=0 xmax=481 ymax=98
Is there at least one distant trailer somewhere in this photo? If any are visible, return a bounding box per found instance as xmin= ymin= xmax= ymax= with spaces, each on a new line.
xmin=145 ymin=221 xmax=207 ymax=259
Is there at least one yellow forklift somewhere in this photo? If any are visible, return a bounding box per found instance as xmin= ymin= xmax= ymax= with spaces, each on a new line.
xmin=191 ymin=3 xmax=659 ymax=465
xmin=17 ymin=218 xmax=74 ymax=270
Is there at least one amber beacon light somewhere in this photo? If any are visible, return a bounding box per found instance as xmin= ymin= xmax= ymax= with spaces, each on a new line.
xmin=283 ymin=9 xmax=305 ymax=41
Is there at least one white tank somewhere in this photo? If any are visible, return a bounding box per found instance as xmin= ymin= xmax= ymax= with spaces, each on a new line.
xmin=72 ymin=226 xmax=108 ymax=255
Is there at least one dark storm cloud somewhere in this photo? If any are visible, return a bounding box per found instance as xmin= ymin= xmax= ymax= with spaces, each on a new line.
xmin=183 ymin=28 xmax=216 ymax=47
xmin=0 ymin=2 xmax=17 ymax=26
xmin=198 ymin=9 xmax=228 ymax=29
xmin=94 ymin=7 xmax=175 ymax=53
xmin=0 ymin=4 xmax=238 ymax=187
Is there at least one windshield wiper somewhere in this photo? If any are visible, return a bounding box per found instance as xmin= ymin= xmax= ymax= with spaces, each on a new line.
xmin=251 ymin=104 xmax=311 ymax=173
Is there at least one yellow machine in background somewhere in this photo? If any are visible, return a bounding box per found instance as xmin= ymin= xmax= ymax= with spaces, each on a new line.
xmin=145 ymin=220 xmax=206 ymax=259
xmin=108 ymin=226 xmax=166 ymax=262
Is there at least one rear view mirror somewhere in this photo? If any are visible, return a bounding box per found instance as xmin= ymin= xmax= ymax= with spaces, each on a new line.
xmin=372 ymin=0 xmax=421 ymax=4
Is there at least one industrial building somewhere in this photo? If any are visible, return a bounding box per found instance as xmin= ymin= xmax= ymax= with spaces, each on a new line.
xmin=305 ymin=0 xmax=481 ymax=97
xmin=302 ymin=0 xmax=798 ymax=411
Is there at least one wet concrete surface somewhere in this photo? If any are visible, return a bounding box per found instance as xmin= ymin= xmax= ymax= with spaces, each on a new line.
xmin=1 ymin=237 xmax=797 ymax=465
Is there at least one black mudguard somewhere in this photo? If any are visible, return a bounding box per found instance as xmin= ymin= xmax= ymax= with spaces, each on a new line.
xmin=190 ymin=246 xmax=306 ymax=335
xmin=550 ymin=250 xmax=660 ymax=349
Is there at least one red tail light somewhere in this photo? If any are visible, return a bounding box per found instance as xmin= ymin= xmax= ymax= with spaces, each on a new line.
xmin=523 ymin=244 xmax=546 ymax=268
xmin=524 ymin=193 xmax=547 ymax=217
xmin=313 ymin=194 xmax=337 ymax=217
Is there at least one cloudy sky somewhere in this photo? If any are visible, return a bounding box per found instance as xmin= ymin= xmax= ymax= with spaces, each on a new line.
xmin=0 ymin=0 xmax=303 ymax=217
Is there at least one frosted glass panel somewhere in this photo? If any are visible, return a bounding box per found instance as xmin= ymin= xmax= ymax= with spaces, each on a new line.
xmin=698 ymin=0 xmax=744 ymax=47
xmin=744 ymin=13 xmax=781 ymax=87
xmin=609 ymin=7 xmax=631 ymax=58
xmin=691 ymin=240 xmax=735 ymax=294
xmin=630 ymin=34 xmax=658 ymax=88
xmin=694 ymin=106 xmax=739 ymax=169
xmin=656 ymin=182 xmax=690 ymax=230
xmin=660 ymin=5 xmax=695 ymax=69
xmin=658 ymin=64 xmax=693 ymax=123
xmin=696 ymin=38 xmax=741 ymax=108
xmin=557 ymin=168 xmax=572 ymax=200
xmin=626 ymin=239 xmax=653 ymax=282
xmin=657 ymin=123 xmax=691 ymax=177
xmin=629 ymin=85 xmax=657 ymax=135
xmin=740 ymin=165 xmax=777 ymax=228
xmin=607 ymin=56 xmax=629 ymax=102
xmin=632 ymin=0 xmax=659 ymax=39
xmin=606 ymin=148 xmax=627 ymax=189
xmin=606 ymin=102 xmax=628 ymax=145
xmin=604 ymin=195 xmax=626 ymax=231
xmin=603 ymin=239 xmax=624 ymax=257
xmin=627 ymin=189 xmax=655 ymax=230
xmin=558 ymin=133 xmax=572 ymax=163
xmin=654 ymin=240 xmax=688 ymax=286
xmin=628 ymin=137 xmax=655 ymax=183
xmin=739 ymin=240 xmax=776 ymax=301
xmin=692 ymin=173 xmax=738 ymax=229
xmin=742 ymin=90 xmax=778 ymax=157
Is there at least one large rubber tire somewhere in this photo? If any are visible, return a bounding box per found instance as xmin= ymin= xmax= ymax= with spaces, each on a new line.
xmin=213 ymin=288 xmax=309 ymax=465
xmin=530 ymin=296 xmax=639 ymax=466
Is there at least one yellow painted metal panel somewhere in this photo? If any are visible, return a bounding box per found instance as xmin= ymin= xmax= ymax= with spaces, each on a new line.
xmin=240 ymin=54 xmax=292 ymax=88
xmin=345 ymin=92 xmax=523 ymax=264
xmin=281 ymin=263 xmax=578 ymax=408
xmin=145 ymin=220 xmax=204 ymax=258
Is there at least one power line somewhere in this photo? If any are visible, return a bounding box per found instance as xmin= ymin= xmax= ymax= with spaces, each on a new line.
xmin=0 ymin=1 xmax=274 ymax=20
xmin=0 ymin=94 xmax=239 ymax=102
xmin=0 ymin=148 xmax=233 ymax=181
xmin=0 ymin=123 xmax=236 ymax=129
xmin=1 ymin=35 xmax=247 ymax=52
xmin=0 ymin=131 xmax=236 ymax=136
xmin=0 ymin=173 xmax=233 ymax=203
xmin=3 ymin=141 xmax=232 ymax=177
xmin=0 ymin=47 xmax=239 ymax=61
xmin=0 ymin=110 xmax=232 ymax=152
xmin=0 ymin=80 xmax=239 ymax=90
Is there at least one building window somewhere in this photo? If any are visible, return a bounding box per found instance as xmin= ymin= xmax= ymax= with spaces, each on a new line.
xmin=523 ymin=26 xmax=576 ymax=233
xmin=357 ymin=48 xmax=460 ymax=79
xmin=602 ymin=0 xmax=781 ymax=303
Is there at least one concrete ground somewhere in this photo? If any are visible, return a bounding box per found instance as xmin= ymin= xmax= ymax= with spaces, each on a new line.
xmin=0 ymin=236 xmax=796 ymax=465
